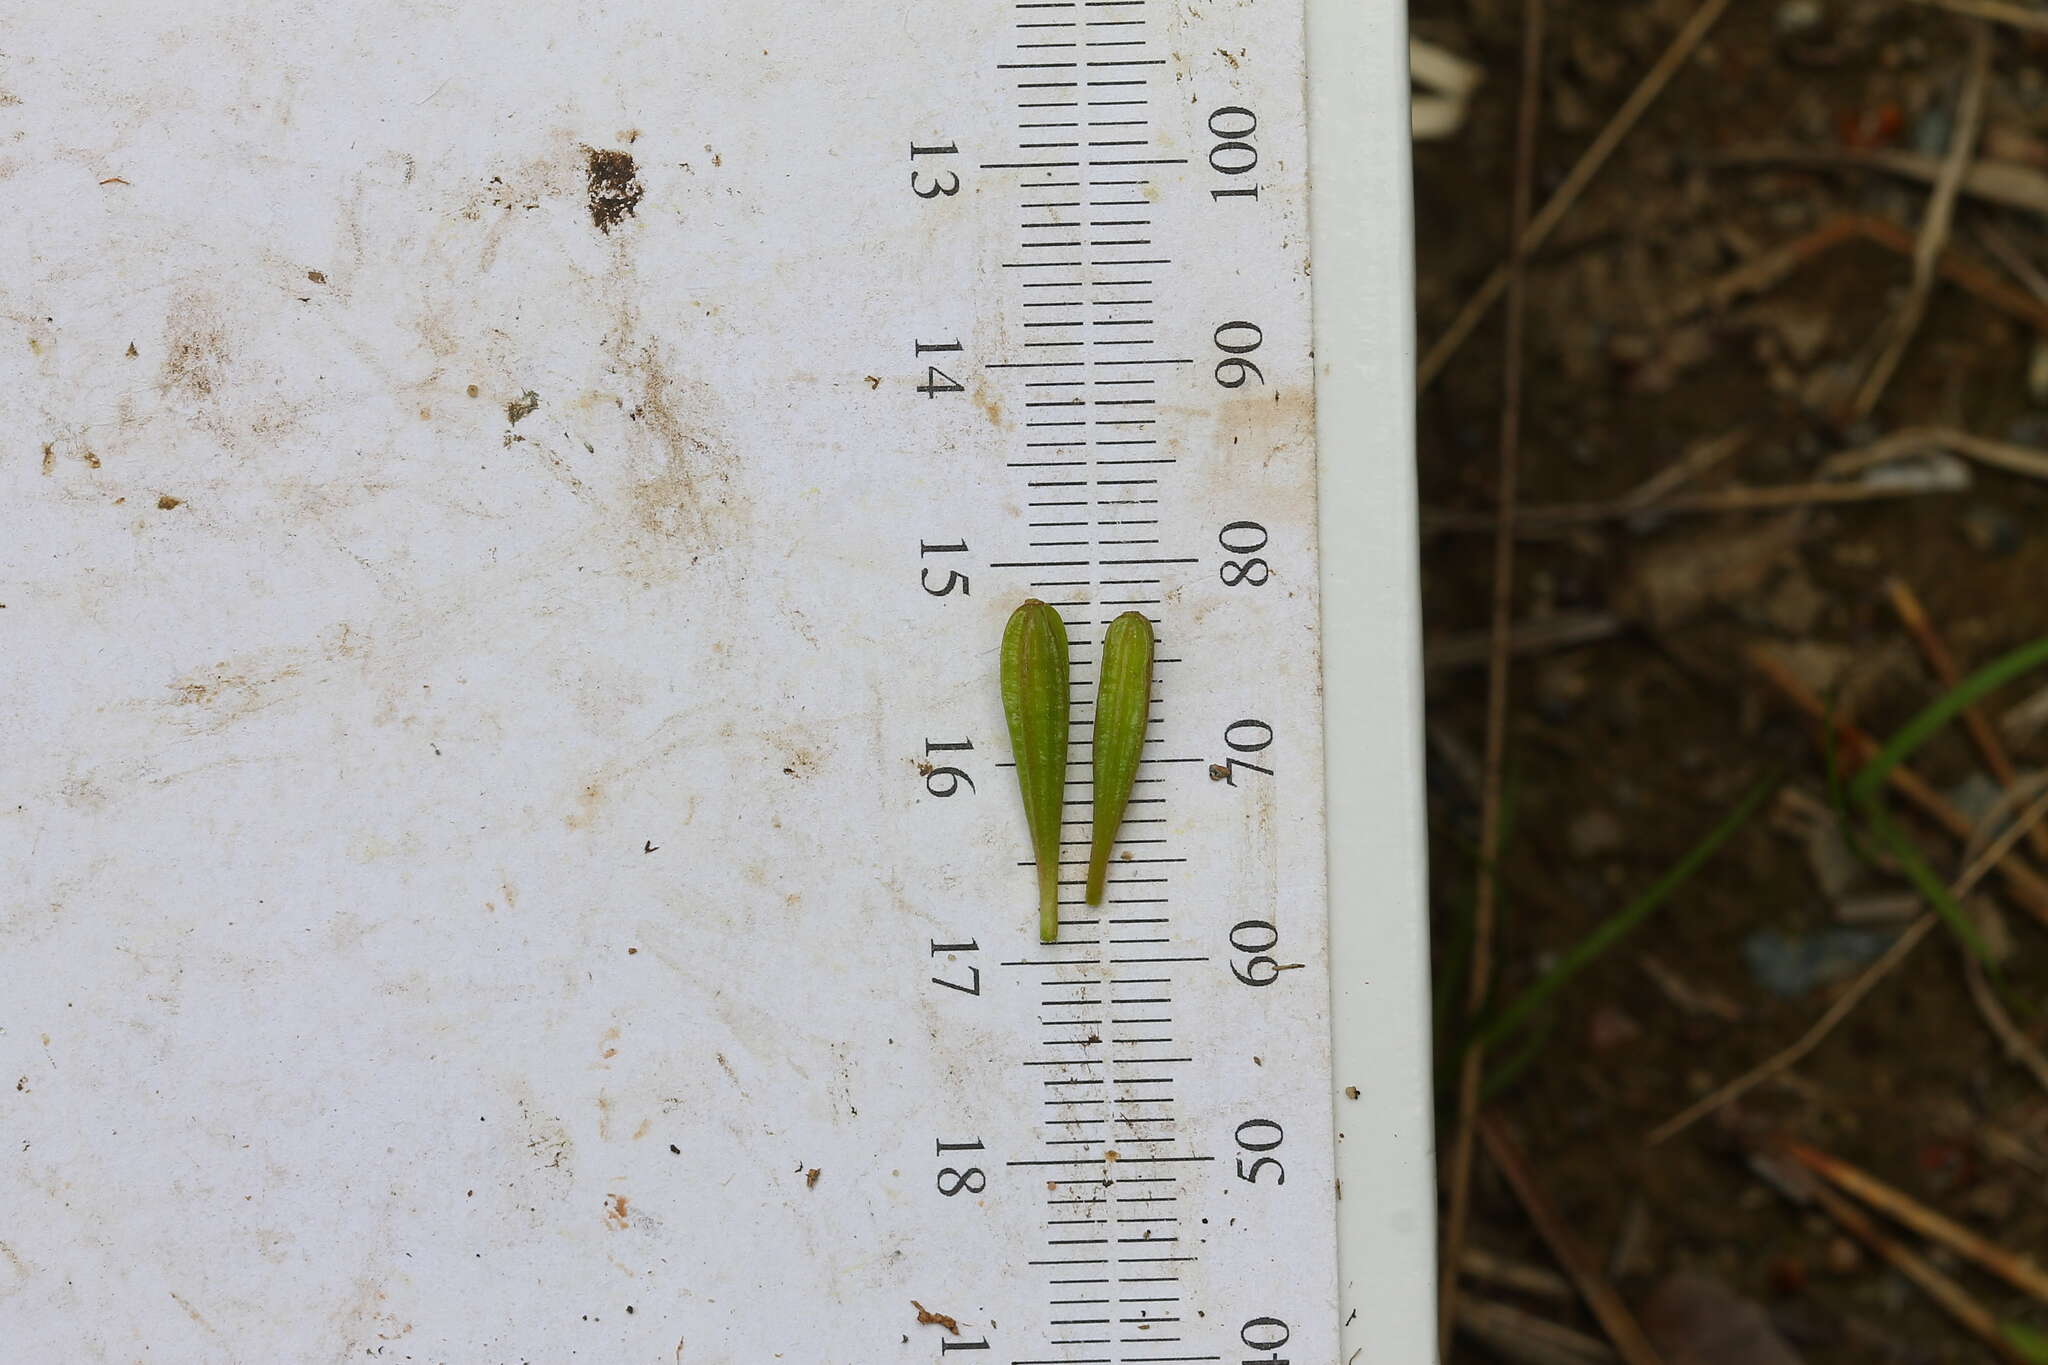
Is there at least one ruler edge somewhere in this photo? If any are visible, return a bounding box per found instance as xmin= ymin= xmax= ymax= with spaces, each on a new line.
xmin=1306 ymin=1 xmax=1441 ymax=1359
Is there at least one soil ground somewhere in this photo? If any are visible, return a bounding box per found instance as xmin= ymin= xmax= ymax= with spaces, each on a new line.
xmin=1414 ymin=3 xmax=2048 ymax=1360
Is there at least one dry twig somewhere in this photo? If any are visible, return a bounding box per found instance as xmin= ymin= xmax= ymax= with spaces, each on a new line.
xmin=1889 ymin=578 xmax=2048 ymax=860
xmin=1417 ymin=0 xmax=1735 ymax=391
xmin=1648 ymin=781 xmax=2048 ymax=1143
xmin=1747 ymin=646 xmax=2048 ymax=922
xmin=1712 ymin=147 xmax=2048 ymax=219
xmin=1966 ymin=950 xmax=2048 ymax=1096
xmin=1619 ymin=428 xmax=1754 ymax=509
xmin=1909 ymin=0 xmax=2048 ymax=31
xmin=1480 ymin=1116 xmax=1667 ymax=1365
xmin=1795 ymin=1177 xmax=2035 ymax=1364
xmin=1667 ymin=214 xmax=2048 ymax=333
xmin=1457 ymin=1296 xmax=1619 ymax=1365
xmin=1648 ymin=916 xmax=1938 ymax=1144
xmin=1438 ymin=0 xmax=1544 ymax=1348
xmin=1783 ymin=1139 xmax=2048 ymax=1302
xmin=1852 ymin=23 xmax=1991 ymax=418
xmin=1976 ymin=220 xmax=2048 ymax=305
xmin=1463 ymin=1246 xmax=1577 ymax=1302
xmin=1421 ymin=476 xmax=1969 ymax=535
xmin=1425 ymin=612 xmax=1623 ymax=671
xmin=1821 ymin=425 xmax=2048 ymax=483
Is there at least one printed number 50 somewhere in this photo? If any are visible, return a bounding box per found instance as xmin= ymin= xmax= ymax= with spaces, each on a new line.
xmin=1235 ymin=1118 xmax=1284 ymax=1185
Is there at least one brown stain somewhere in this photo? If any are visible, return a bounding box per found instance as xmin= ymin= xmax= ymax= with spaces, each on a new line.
xmin=604 ymin=1192 xmax=631 ymax=1229
xmin=971 ymin=381 xmax=1006 ymax=429
xmin=169 ymin=1291 xmax=222 ymax=1339
xmin=622 ymin=346 xmax=738 ymax=543
xmin=506 ymin=390 xmax=540 ymax=425
xmin=805 ymin=1167 xmax=821 ymax=1188
xmin=167 ymin=661 xmax=304 ymax=732
xmin=1213 ymin=384 xmax=1316 ymax=470
xmin=159 ymin=292 xmax=231 ymax=399
xmin=565 ymin=781 xmax=605 ymax=830
xmin=156 ymin=494 xmax=182 ymax=510
xmin=585 ymin=148 xmax=644 ymax=233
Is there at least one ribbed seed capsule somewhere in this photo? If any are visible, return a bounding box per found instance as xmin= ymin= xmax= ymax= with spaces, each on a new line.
xmin=1087 ymin=611 xmax=1154 ymax=905
xmin=1001 ymin=599 xmax=1071 ymax=943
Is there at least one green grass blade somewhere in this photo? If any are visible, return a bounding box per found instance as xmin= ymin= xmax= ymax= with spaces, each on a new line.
xmin=1467 ymin=772 xmax=1779 ymax=1056
xmin=1865 ymin=802 xmax=1996 ymax=967
xmin=1849 ymin=634 xmax=2048 ymax=808
xmin=1002 ymin=600 xmax=1070 ymax=942
xmin=1481 ymin=1006 xmax=1555 ymax=1102
xmin=2004 ymin=1322 xmax=2048 ymax=1365
xmin=1087 ymin=611 xmax=1154 ymax=905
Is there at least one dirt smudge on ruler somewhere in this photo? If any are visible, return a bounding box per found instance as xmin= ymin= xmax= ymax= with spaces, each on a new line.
xmin=619 ymin=345 xmax=738 ymax=544
xmin=166 ymin=663 xmax=305 ymax=733
xmin=159 ymin=292 xmax=232 ymax=399
xmin=585 ymin=148 xmax=643 ymax=233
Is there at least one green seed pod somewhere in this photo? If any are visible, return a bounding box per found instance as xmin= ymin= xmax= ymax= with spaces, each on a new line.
xmin=1002 ymin=599 xmax=1071 ymax=942
xmin=1087 ymin=611 xmax=1154 ymax=906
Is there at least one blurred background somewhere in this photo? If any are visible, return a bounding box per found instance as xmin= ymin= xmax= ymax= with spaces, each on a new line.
xmin=1412 ymin=4 xmax=2048 ymax=1362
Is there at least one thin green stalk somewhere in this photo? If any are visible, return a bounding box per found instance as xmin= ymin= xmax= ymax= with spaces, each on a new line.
xmin=2003 ymin=1322 xmax=2048 ymax=1364
xmin=1480 ymin=1006 xmax=1554 ymax=1102
xmin=1849 ymin=634 xmax=2048 ymax=808
xmin=1002 ymin=600 xmax=1071 ymax=942
xmin=1087 ymin=611 xmax=1154 ymax=905
xmin=1840 ymin=632 xmax=2048 ymax=966
xmin=1467 ymin=771 xmax=1779 ymax=1056
xmin=1865 ymin=801 xmax=1996 ymax=967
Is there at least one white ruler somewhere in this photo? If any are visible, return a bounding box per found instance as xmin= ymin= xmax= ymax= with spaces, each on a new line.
xmin=893 ymin=2 xmax=1335 ymax=1363
xmin=2 ymin=1 xmax=1425 ymax=1360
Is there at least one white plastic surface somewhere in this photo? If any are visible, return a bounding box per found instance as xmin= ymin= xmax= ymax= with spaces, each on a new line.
xmin=1 ymin=1 xmax=1430 ymax=1359
xmin=1310 ymin=1 xmax=1440 ymax=1360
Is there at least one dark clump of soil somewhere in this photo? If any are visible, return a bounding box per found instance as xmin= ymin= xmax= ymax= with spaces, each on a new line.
xmin=1416 ymin=3 xmax=2048 ymax=1361
xmin=585 ymin=146 xmax=644 ymax=233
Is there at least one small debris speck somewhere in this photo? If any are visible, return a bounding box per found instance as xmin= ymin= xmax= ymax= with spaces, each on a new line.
xmin=911 ymin=1301 xmax=960 ymax=1335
